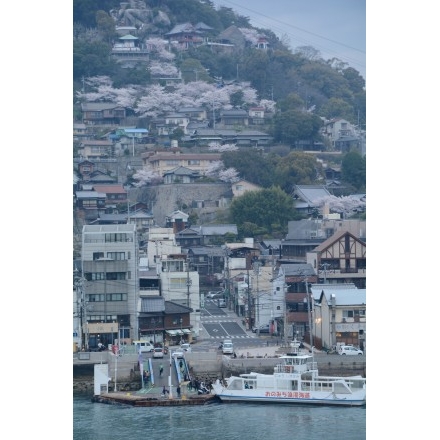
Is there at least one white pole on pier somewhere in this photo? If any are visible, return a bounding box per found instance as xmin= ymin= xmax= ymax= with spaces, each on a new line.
xmin=168 ymin=349 xmax=173 ymax=398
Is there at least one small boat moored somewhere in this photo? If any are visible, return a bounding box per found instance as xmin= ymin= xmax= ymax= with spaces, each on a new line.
xmin=212 ymin=338 xmax=366 ymax=407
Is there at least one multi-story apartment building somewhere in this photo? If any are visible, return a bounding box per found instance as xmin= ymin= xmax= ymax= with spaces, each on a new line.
xmin=81 ymin=224 xmax=139 ymax=348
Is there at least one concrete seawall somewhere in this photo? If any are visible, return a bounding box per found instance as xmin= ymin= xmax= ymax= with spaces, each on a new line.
xmin=73 ymin=350 xmax=366 ymax=393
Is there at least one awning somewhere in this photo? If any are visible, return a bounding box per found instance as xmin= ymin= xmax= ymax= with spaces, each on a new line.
xmin=175 ymin=329 xmax=184 ymax=335
xmin=166 ymin=330 xmax=177 ymax=336
xmin=182 ymin=329 xmax=192 ymax=334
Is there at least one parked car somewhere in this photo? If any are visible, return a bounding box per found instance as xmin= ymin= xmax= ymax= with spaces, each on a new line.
xmin=153 ymin=347 xmax=164 ymax=358
xmin=252 ymin=324 xmax=270 ymax=334
xmin=206 ymin=290 xmax=224 ymax=299
xmin=338 ymin=345 xmax=363 ymax=355
xmin=217 ymin=298 xmax=226 ymax=307
xmin=180 ymin=343 xmax=192 ymax=353
xmin=153 ymin=342 xmax=168 ymax=355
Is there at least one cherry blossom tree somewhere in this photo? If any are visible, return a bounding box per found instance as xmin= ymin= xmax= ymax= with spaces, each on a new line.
xmin=205 ymin=160 xmax=224 ymax=177
xmin=76 ymin=71 xmax=262 ymax=116
xmin=204 ymin=159 xmax=240 ymax=183
xmin=132 ymin=166 xmax=163 ymax=187
xmin=258 ymin=99 xmax=276 ymax=112
xmin=208 ymin=142 xmax=239 ymax=152
xmin=149 ymin=61 xmax=179 ymax=77
xmin=145 ymin=38 xmax=175 ymax=61
xmin=239 ymin=28 xmax=263 ymax=46
xmin=313 ymin=195 xmax=366 ymax=216
xmin=219 ymin=168 xmax=240 ymax=183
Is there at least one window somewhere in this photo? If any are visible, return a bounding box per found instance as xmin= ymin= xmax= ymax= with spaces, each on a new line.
xmin=165 ymin=160 xmax=180 ymax=166
xmin=342 ymin=310 xmax=354 ymax=318
xmin=92 ymin=272 xmax=105 ymax=281
xmin=87 ymin=294 xmax=105 ymax=302
xmin=356 ymin=259 xmax=366 ymax=269
xmin=320 ymin=259 xmax=339 ymax=269
xmin=188 ymin=160 xmax=200 ymax=165
xmin=170 ymin=277 xmax=187 ymax=289
xmin=344 ymin=235 xmax=350 ymax=252
xmin=106 ymin=293 xmax=127 ymax=301
xmin=106 ymin=272 xmax=126 ymax=280
xmin=105 ymin=233 xmax=128 ymax=243
xmin=107 ymin=252 xmax=125 ymax=260
xmin=93 ymin=252 xmax=104 ymax=260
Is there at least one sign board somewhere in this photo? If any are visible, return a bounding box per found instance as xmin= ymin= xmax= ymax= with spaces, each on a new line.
xmin=85 ymin=323 xmax=119 ymax=333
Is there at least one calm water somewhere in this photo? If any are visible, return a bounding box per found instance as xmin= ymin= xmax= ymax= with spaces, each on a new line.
xmin=73 ymin=393 xmax=366 ymax=440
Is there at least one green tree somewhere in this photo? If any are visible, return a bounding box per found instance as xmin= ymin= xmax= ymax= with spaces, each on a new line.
xmin=96 ymin=10 xmax=117 ymax=43
xmin=221 ymin=150 xmax=275 ymax=187
xmin=273 ymin=151 xmax=323 ymax=193
xmin=341 ymin=151 xmax=366 ymax=191
xmin=230 ymin=90 xmax=244 ymax=108
xmin=271 ymin=110 xmax=323 ymax=146
xmin=230 ymin=186 xmax=299 ymax=238
xmin=320 ymin=97 xmax=355 ymax=122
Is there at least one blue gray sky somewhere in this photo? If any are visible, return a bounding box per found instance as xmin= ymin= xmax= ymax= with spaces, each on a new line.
xmin=211 ymin=0 xmax=366 ymax=80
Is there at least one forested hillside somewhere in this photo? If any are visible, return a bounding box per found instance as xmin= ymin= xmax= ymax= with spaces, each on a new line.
xmin=73 ymin=0 xmax=365 ymax=129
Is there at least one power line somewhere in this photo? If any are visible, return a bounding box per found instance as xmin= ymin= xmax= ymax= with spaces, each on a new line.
xmin=215 ymin=0 xmax=365 ymax=72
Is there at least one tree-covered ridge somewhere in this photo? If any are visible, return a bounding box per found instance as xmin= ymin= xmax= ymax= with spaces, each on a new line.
xmin=73 ymin=0 xmax=365 ymax=129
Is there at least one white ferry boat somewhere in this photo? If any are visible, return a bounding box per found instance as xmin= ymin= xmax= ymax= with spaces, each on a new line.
xmin=212 ymin=339 xmax=366 ymax=406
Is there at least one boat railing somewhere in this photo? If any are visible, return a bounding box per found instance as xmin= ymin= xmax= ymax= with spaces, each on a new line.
xmin=307 ymin=361 xmax=318 ymax=371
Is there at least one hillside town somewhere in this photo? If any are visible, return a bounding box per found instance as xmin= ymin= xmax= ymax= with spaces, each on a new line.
xmin=73 ymin=0 xmax=366 ymax=357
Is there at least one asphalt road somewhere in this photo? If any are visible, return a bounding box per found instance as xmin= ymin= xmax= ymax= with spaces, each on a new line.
xmin=197 ymin=298 xmax=280 ymax=352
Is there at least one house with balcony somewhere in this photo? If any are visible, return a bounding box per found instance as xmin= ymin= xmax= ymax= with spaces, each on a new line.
xmin=175 ymin=227 xmax=203 ymax=248
xmin=92 ymin=184 xmax=128 ymax=209
xmin=78 ymin=140 xmax=113 ymax=160
xmin=281 ymin=218 xmax=366 ymax=263
xmin=248 ymin=107 xmax=265 ymax=125
xmin=306 ymin=230 xmax=366 ymax=288
xmin=186 ymin=246 xmax=226 ymax=279
xmin=311 ymin=284 xmax=366 ymax=351
xmin=141 ymin=150 xmax=222 ymax=177
xmin=321 ymin=118 xmax=362 ymax=153
xmin=81 ymin=102 xmax=126 ymax=126
xmin=219 ymin=109 xmax=249 ymax=127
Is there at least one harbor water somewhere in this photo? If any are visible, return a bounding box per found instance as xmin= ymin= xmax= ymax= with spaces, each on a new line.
xmin=73 ymin=392 xmax=366 ymax=440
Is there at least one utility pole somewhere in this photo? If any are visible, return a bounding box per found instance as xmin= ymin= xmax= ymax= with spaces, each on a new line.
xmin=186 ymin=257 xmax=192 ymax=307
xmin=305 ymin=277 xmax=313 ymax=349
xmin=247 ymin=268 xmax=251 ymax=330
xmin=75 ymin=276 xmax=87 ymax=350
xmin=320 ymin=263 xmax=330 ymax=283
xmin=253 ymin=262 xmax=261 ymax=336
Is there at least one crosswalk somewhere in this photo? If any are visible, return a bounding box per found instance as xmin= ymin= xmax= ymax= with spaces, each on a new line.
xmin=204 ymin=334 xmax=254 ymax=339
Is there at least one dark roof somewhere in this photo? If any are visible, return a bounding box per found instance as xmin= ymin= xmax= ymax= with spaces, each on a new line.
xmin=140 ymin=296 xmax=165 ymax=313
xmin=188 ymin=246 xmax=226 ymax=257
xmin=164 ymin=166 xmax=201 ymax=177
xmin=164 ymin=301 xmax=193 ymax=314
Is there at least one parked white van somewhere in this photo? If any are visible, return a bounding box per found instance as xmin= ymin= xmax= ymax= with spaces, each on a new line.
xmin=133 ymin=340 xmax=154 ymax=353
xmin=222 ymin=340 xmax=234 ymax=355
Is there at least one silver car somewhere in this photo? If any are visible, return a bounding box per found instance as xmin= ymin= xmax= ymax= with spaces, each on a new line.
xmin=338 ymin=345 xmax=363 ymax=355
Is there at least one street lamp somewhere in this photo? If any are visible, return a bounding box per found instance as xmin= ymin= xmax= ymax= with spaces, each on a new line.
xmin=179 ymin=318 xmax=183 ymax=344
